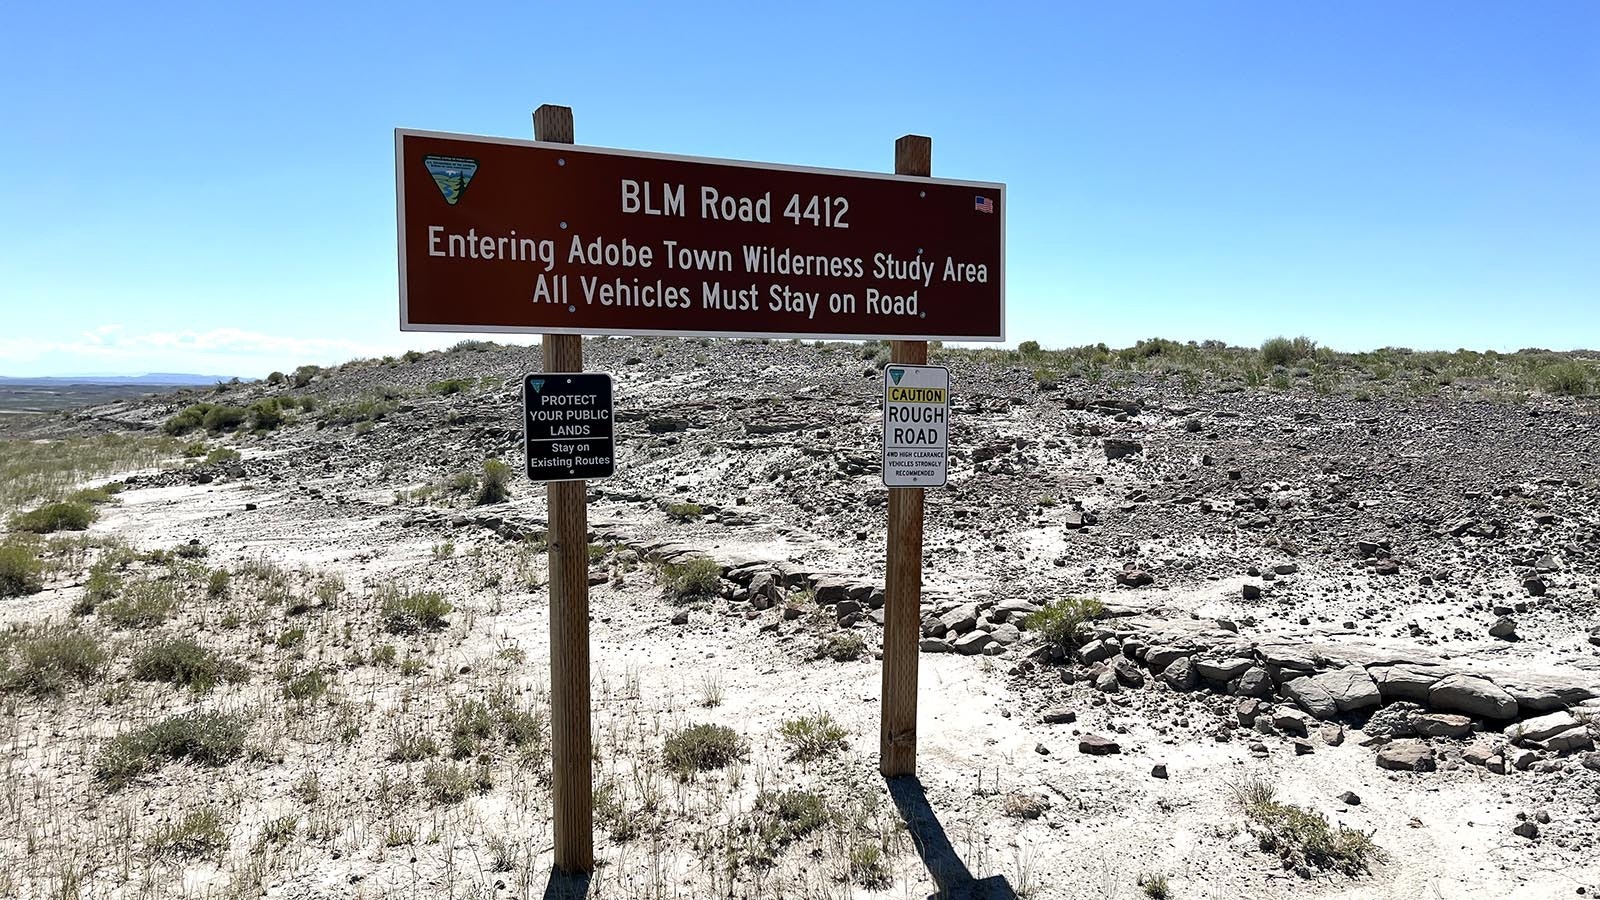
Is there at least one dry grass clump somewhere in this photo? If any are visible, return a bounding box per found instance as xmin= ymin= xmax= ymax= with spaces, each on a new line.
xmin=1002 ymin=792 xmax=1049 ymax=820
xmin=147 ymin=806 xmax=229 ymax=857
xmin=422 ymin=760 xmax=491 ymax=804
xmin=377 ymin=583 xmax=452 ymax=633
xmin=388 ymin=729 xmax=439 ymax=763
xmin=1231 ymin=776 xmax=1383 ymax=877
xmin=99 ymin=579 xmax=177 ymax=628
xmin=815 ymin=631 xmax=866 ymax=662
xmin=0 ymin=539 xmax=44 ymax=597
xmin=750 ymin=788 xmax=831 ymax=849
xmin=660 ymin=558 xmax=721 ymax=601
xmin=662 ymin=723 xmax=746 ymax=778
xmin=2 ymin=627 xmax=108 ymax=696
xmin=780 ymin=713 xmax=848 ymax=761
xmin=96 ymin=710 xmax=249 ymax=789
xmin=131 ymin=637 xmax=248 ymax=693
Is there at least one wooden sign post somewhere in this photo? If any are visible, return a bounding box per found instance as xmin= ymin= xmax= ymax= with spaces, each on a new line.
xmin=533 ymin=104 xmax=594 ymax=873
xmin=880 ymin=135 xmax=931 ymax=777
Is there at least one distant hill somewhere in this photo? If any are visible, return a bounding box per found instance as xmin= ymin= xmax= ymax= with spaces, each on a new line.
xmin=0 ymin=373 xmax=247 ymax=386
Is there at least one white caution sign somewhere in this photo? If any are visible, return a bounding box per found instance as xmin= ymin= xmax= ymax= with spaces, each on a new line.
xmin=882 ymin=364 xmax=950 ymax=488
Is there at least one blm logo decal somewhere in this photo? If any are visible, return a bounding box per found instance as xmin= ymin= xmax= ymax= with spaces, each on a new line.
xmin=424 ymin=156 xmax=478 ymax=206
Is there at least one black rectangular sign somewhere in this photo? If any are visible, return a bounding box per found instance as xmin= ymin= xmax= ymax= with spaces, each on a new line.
xmin=523 ymin=372 xmax=615 ymax=482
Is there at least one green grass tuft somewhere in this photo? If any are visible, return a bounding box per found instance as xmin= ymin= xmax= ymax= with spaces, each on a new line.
xmin=779 ymin=712 xmax=849 ymax=761
xmin=1022 ymin=596 xmax=1105 ymax=649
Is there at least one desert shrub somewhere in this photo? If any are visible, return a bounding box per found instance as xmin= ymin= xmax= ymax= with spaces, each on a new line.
xmin=69 ymin=484 xmax=120 ymax=505
xmin=95 ymin=711 xmax=249 ymax=789
xmin=475 ymin=459 xmax=511 ymax=506
xmin=1017 ymin=340 xmax=1041 ymax=354
xmin=1022 ymin=596 xmax=1104 ymax=649
xmin=402 ymin=350 xmax=425 ymax=363
xmin=11 ymin=500 xmax=95 ymax=534
xmin=1232 ymin=777 xmax=1383 ymax=876
xmin=276 ymin=626 xmax=305 ymax=649
xmin=0 ymin=541 xmax=44 ymax=597
xmin=148 ymin=806 xmax=229 ymax=857
xmin=163 ymin=404 xmax=214 ymax=436
xmin=132 ymin=638 xmax=247 ymax=692
xmin=660 ymin=558 xmax=721 ymax=601
xmin=1260 ymin=336 xmax=1316 ymax=368
xmin=763 ymin=789 xmax=829 ymax=837
xmin=203 ymin=447 xmax=240 ymax=465
xmin=1537 ymin=361 xmax=1591 ymax=397
xmin=201 ymin=405 xmax=248 ymax=434
xmin=324 ymin=396 xmax=395 ymax=426
xmin=815 ymin=632 xmax=866 ymax=662
xmin=430 ymin=378 xmax=472 ymax=395
xmin=99 ymin=580 xmax=177 ymax=627
xmin=665 ymin=502 xmax=704 ymax=521
xmin=265 ymin=371 xmax=286 ymax=385
xmin=291 ymin=365 xmax=321 ymax=388
xmin=662 ymin=723 xmax=746 ymax=777
xmin=779 ymin=712 xmax=848 ymax=760
xmin=3 ymin=628 xmax=108 ymax=695
xmin=247 ymin=398 xmax=286 ymax=431
xmin=378 ymin=584 xmax=452 ymax=633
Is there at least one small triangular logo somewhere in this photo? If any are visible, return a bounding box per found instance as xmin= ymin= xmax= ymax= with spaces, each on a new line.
xmin=528 ymin=379 xmax=545 ymax=393
xmin=889 ymin=369 xmax=905 ymax=385
xmin=424 ymin=155 xmax=478 ymax=206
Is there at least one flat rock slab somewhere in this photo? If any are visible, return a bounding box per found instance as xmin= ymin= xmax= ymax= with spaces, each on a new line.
xmin=1377 ymin=741 xmax=1438 ymax=772
xmin=1282 ymin=675 xmax=1339 ymax=719
xmin=1314 ymin=666 xmax=1382 ymax=712
xmin=1411 ymin=713 xmax=1474 ymax=738
xmin=1370 ymin=664 xmax=1445 ymax=704
xmin=1431 ymin=674 xmax=1519 ymax=720
xmin=1507 ymin=711 xmax=1580 ymax=745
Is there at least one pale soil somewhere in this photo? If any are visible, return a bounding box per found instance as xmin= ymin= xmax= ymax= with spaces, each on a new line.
xmin=3 ymin=467 xmax=1594 ymax=900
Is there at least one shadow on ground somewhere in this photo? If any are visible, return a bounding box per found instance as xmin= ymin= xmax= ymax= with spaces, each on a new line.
xmin=542 ymin=869 xmax=590 ymax=900
xmin=888 ymin=776 xmax=1020 ymax=900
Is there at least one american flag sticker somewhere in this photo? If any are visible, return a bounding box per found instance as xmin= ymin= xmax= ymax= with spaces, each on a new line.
xmin=974 ymin=195 xmax=995 ymax=213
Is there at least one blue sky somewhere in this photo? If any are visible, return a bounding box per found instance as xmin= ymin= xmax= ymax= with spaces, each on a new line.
xmin=1 ymin=1 xmax=1595 ymax=377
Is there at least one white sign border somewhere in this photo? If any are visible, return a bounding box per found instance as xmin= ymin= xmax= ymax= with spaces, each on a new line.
xmin=881 ymin=363 xmax=951 ymax=489
xmin=396 ymin=128 xmax=1005 ymax=343
xmin=522 ymin=371 xmax=616 ymax=484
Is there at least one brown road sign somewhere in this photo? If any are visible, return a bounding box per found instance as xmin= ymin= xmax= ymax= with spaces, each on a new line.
xmin=396 ymin=129 xmax=1004 ymax=341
